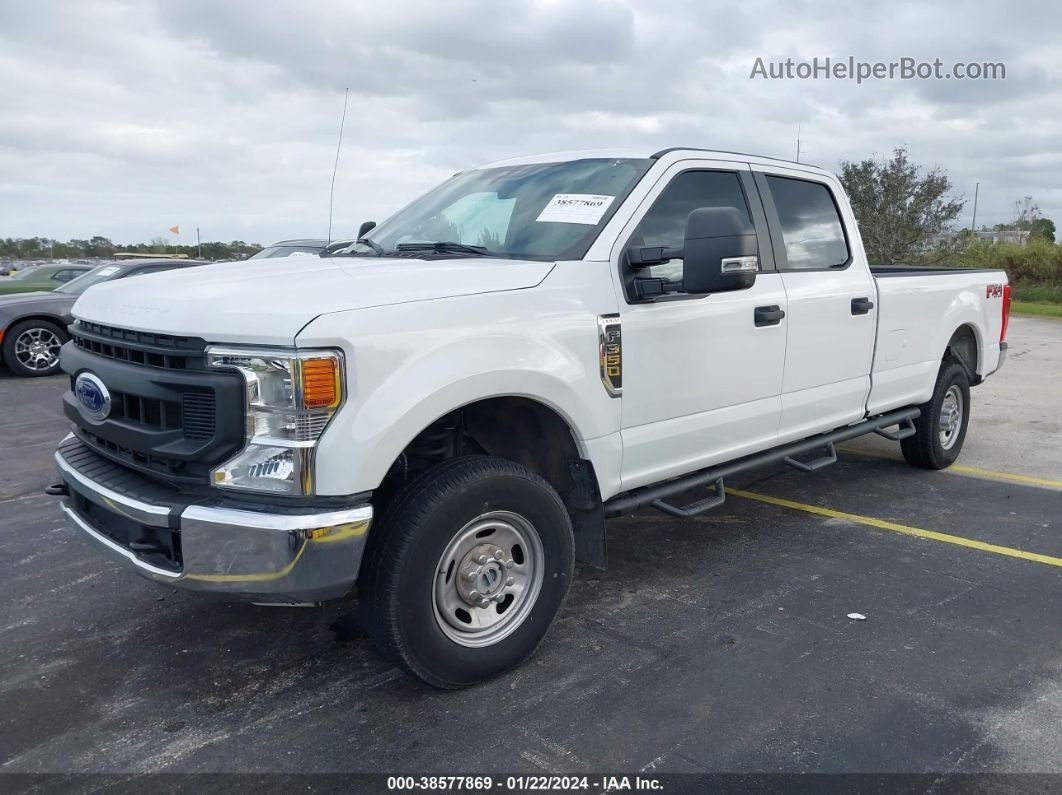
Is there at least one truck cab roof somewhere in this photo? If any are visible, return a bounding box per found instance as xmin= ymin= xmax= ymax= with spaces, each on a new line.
xmin=479 ymin=147 xmax=824 ymax=173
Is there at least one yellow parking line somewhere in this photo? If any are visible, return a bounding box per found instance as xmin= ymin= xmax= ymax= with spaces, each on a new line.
xmin=728 ymin=488 xmax=1062 ymax=568
xmin=835 ymin=445 xmax=1062 ymax=490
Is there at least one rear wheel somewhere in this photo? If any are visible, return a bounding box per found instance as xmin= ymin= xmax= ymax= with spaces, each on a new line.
xmin=2 ymin=319 xmax=67 ymax=377
xmin=359 ymin=456 xmax=575 ymax=688
xmin=901 ymin=360 xmax=971 ymax=469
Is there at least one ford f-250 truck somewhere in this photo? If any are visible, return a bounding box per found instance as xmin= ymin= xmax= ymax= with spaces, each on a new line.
xmin=52 ymin=147 xmax=1010 ymax=688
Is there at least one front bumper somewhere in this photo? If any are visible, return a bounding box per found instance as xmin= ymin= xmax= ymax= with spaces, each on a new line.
xmin=55 ymin=436 xmax=373 ymax=604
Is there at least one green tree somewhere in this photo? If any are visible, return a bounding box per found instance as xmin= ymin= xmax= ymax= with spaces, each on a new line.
xmin=1029 ymin=218 xmax=1056 ymax=243
xmin=839 ymin=147 xmax=965 ymax=265
xmin=86 ymin=236 xmax=115 ymax=257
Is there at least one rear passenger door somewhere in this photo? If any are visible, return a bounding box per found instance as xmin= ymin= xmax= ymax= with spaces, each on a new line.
xmin=754 ymin=169 xmax=876 ymax=442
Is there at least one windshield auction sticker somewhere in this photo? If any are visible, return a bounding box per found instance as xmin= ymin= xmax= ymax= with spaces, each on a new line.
xmin=536 ymin=194 xmax=615 ymax=225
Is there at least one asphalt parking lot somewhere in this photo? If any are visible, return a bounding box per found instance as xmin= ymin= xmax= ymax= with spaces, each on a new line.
xmin=1 ymin=317 xmax=1060 ymax=781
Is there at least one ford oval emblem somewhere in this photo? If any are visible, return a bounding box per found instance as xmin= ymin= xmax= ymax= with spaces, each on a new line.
xmin=74 ymin=372 xmax=111 ymax=421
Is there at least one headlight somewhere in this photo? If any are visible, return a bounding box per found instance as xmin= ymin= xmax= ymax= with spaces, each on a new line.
xmin=207 ymin=346 xmax=344 ymax=495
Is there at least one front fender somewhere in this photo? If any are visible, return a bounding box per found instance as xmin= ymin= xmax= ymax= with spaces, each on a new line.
xmin=300 ymin=292 xmax=621 ymax=497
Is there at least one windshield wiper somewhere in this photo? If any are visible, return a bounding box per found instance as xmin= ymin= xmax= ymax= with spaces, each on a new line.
xmin=395 ymin=241 xmax=491 ymax=256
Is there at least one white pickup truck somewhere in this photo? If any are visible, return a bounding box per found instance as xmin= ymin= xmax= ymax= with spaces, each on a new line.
xmin=53 ymin=147 xmax=1010 ymax=687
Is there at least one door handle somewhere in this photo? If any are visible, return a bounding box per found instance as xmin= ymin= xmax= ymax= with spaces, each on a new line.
xmin=851 ymin=297 xmax=875 ymax=315
xmin=754 ymin=305 xmax=785 ymax=327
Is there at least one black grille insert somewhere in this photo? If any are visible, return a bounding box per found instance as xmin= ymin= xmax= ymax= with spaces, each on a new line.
xmin=75 ymin=428 xmax=200 ymax=479
xmin=71 ymin=321 xmax=207 ymax=371
xmin=182 ymin=393 xmax=217 ymax=440
xmin=114 ymin=390 xmax=182 ymax=430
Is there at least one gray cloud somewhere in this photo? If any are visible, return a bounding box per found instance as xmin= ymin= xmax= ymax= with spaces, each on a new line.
xmin=0 ymin=0 xmax=1059 ymax=244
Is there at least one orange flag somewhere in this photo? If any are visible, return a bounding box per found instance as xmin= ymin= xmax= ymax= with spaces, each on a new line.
xmin=168 ymin=224 xmax=180 ymax=235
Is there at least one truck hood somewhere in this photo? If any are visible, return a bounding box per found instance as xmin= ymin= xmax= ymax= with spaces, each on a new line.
xmin=71 ymin=256 xmax=555 ymax=344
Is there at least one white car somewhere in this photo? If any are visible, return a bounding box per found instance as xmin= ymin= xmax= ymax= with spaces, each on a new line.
xmin=54 ymin=147 xmax=1009 ymax=687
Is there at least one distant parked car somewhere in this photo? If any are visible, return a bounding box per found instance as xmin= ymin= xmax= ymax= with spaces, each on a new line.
xmin=248 ymin=238 xmax=353 ymax=260
xmin=0 ymin=264 xmax=94 ymax=296
xmin=0 ymin=258 xmax=210 ymax=377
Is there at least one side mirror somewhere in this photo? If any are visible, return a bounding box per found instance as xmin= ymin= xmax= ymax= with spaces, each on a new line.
xmin=681 ymin=207 xmax=758 ymax=294
xmin=357 ymin=220 xmax=377 ymax=239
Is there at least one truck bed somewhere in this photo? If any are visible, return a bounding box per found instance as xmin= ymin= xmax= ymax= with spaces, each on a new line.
xmin=867 ymin=266 xmax=1008 ymax=415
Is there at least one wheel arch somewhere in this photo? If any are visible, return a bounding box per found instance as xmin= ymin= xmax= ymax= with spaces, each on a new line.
xmin=377 ymin=395 xmax=608 ymax=569
xmin=3 ymin=313 xmax=69 ymax=335
xmin=945 ymin=323 xmax=981 ymax=383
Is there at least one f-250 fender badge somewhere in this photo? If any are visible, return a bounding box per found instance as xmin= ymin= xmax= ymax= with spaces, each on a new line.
xmin=598 ymin=315 xmax=622 ymax=398
xmin=986 ymin=283 xmax=1004 ymax=298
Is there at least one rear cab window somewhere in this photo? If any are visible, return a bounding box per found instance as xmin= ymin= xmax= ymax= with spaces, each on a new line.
xmin=762 ymin=175 xmax=849 ymax=270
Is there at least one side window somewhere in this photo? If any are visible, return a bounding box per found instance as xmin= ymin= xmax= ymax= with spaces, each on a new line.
xmin=765 ymin=176 xmax=849 ymax=270
xmin=52 ymin=269 xmax=77 ymax=282
xmin=632 ymin=170 xmax=753 ymax=282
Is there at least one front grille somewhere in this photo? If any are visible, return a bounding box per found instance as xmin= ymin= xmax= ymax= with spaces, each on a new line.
xmin=62 ymin=323 xmax=244 ymax=485
xmin=71 ymin=321 xmax=207 ymax=371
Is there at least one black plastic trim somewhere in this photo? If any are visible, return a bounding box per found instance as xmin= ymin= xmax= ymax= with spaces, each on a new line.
xmin=649 ymin=147 xmax=820 ymax=168
xmin=871 ymin=266 xmax=999 ymax=277
xmin=70 ymin=320 xmax=209 ymax=370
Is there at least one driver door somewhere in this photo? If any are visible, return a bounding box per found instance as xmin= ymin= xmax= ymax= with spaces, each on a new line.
xmin=613 ymin=161 xmax=788 ymax=491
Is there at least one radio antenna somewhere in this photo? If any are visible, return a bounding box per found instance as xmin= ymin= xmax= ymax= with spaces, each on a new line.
xmin=327 ymin=87 xmax=350 ymax=244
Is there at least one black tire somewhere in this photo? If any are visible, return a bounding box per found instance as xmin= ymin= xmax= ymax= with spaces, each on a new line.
xmin=359 ymin=455 xmax=575 ymax=689
xmin=901 ymin=360 xmax=971 ymax=470
xmin=2 ymin=319 xmax=67 ymax=378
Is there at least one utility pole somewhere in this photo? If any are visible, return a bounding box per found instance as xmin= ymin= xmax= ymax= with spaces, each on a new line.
xmin=196 ymin=227 xmax=202 ymax=259
xmin=796 ymin=124 xmax=801 ymax=163
xmin=970 ymin=182 xmax=980 ymax=231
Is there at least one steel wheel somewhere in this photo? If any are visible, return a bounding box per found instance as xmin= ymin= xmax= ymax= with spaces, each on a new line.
xmin=432 ymin=510 xmax=544 ymax=648
xmin=939 ymin=384 xmax=964 ymax=450
xmin=14 ymin=327 xmax=63 ymax=372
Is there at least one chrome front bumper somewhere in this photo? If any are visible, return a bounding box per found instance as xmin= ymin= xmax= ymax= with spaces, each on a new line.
xmin=55 ymin=438 xmax=373 ymax=604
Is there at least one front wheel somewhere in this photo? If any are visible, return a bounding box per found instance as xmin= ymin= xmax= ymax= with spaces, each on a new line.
xmin=901 ymin=360 xmax=971 ymax=469
xmin=358 ymin=456 xmax=575 ymax=688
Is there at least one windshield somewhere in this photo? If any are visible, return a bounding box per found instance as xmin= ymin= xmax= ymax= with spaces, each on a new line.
xmin=54 ymin=264 xmax=123 ymax=294
xmin=249 ymin=245 xmax=325 ymax=260
xmin=355 ymin=158 xmax=652 ymax=261
xmin=8 ymin=268 xmax=40 ymax=280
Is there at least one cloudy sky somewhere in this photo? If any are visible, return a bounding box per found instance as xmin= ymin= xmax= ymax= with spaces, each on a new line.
xmin=1 ymin=0 xmax=1059 ymax=245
